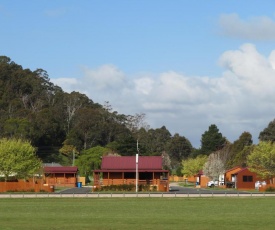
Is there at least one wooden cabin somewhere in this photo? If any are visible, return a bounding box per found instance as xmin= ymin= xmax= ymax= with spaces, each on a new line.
xmin=43 ymin=166 xmax=78 ymax=187
xmin=224 ymin=166 xmax=271 ymax=190
xmin=232 ymin=167 xmax=269 ymax=190
xmin=224 ymin=166 xmax=243 ymax=188
xmin=93 ymin=156 xmax=169 ymax=192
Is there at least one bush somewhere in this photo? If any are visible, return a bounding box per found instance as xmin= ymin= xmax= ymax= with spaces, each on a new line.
xmin=265 ymin=187 xmax=275 ymax=192
xmin=94 ymin=184 xmax=159 ymax=192
xmin=96 ymin=184 xmax=135 ymax=192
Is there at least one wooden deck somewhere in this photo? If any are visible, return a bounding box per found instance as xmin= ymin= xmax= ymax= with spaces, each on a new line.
xmin=45 ymin=178 xmax=77 ymax=187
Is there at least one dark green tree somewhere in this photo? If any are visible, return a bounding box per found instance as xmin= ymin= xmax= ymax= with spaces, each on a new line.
xmin=226 ymin=132 xmax=253 ymax=168
xmin=200 ymin=124 xmax=226 ymax=155
xmin=72 ymin=107 xmax=102 ymax=149
xmin=166 ymin=133 xmax=192 ymax=167
xmin=259 ymin=119 xmax=275 ymax=143
xmin=111 ymin=135 xmax=138 ymax=156
xmin=137 ymin=126 xmax=171 ymax=155
xmin=3 ymin=118 xmax=31 ymax=139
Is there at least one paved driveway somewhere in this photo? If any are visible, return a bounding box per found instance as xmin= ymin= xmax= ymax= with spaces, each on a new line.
xmin=169 ymin=183 xmax=251 ymax=194
xmin=59 ymin=186 xmax=92 ymax=194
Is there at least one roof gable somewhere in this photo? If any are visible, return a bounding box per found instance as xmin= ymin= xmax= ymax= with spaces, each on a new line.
xmin=101 ymin=156 xmax=163 ymax=170
xmin=44 ymin=166 xmax=78 ymax=173
xmin=233 ymin=167 xmax=248 ymax=174
xmin=225 ymin=166 xmax=242 ymax=173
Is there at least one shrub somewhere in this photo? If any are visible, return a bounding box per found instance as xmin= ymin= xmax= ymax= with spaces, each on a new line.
xmin=265 ymin=187 xmax=275 ymax=192
xmin=93 ymin=184 xmax=159 ymax=192
xmin=95 ymin=184 xmax=136 ymax=192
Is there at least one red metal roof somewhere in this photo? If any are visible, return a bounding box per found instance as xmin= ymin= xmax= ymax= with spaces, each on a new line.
xmin=93 ymin=169 xmax=168 ymax=173
xmin=44 ymin=166 xmax=78 ymax=173
xmin=232 ymin=167 xmax=248 ymax=174
xmin=100 ymin=156 xmax=163 ymax=170
xmin=225 ymin=166 xmax=242 ymax=173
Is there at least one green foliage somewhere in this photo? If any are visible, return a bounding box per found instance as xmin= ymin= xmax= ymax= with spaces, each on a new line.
xmin=3 ymin=118 xmax=31 ymax=139
xmin=136 ymin=126 xmax=172 ymax=155
xmin=94 ymin=184 xmax=135 ymax=192
xmin=181 ymin=155 xmax=208 ymax=177
xmin=265 ymin=187 xmax=275 ymax=192
xmin=75 ymin=146 xmax=109 ymax=176
xmin=59 ymin=144 xmax=78 ymax=156
xmin=200 ymin=124 xmax=226 ymax=155
xmin=167 ymin=133 xmax=192 ymax=164
xmin=175 ymin=165 xmax=183 ymax=176
xmin=59 ymin=143 xmax=79 ymax=166
xmin=71 ymin=107 xmax=101 ymax=149
xmin=0 ymin=138 xmax=42 ymax=180
xmin=136 ymin=127 xmax=193 ymax=170
xmin=226 ymin=132 xmax=253 ymax=168
xmin=247 ymin=141 xmax=275 ymax=182
xmin=94 ymin=184 xmax=157 ymax=192
xmin=111 ymin=135 xmax=139 ymax=156
xmin=233 ymin=145 xmax=253 ymax=168
xmin=259 ymin=119 xmax=275 ymax=142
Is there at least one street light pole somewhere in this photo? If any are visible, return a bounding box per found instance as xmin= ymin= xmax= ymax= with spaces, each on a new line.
xmin=136 ymin=140 xmax=139 ymax=193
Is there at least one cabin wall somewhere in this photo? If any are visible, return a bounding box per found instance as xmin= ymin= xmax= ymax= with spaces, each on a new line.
xmin=236 ymin=169 xmax=268 ymax=190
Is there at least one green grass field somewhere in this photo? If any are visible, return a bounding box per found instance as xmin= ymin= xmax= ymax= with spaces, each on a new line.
xmin=0 ymin=197 xmax=275 ymax=230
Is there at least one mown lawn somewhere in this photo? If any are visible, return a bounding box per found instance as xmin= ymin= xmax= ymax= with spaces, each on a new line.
xmin=0 ymin=197 xmax=275 ymax=230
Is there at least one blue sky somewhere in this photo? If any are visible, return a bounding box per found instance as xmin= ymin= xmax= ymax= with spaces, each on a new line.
xmin=1 ymin=1 xmax=275 ymax=147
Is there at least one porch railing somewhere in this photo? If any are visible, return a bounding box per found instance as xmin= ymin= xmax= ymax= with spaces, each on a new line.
xmin=94 ymin=179 xmax=169 ymax=191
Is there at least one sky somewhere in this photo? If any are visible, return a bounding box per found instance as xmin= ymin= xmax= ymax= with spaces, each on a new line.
xmin=1 ymin=0 xmax=275 ymax=147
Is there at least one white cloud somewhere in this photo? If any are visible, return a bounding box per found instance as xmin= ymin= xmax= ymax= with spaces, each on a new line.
xmin=52 ymin=44 xmax=275 ymax=147
xmin=80 ymin=64 xmax=126 ymax=90
xmin=269 ymin=50 xmax=275 ymax=69
xmin=52 ymin=78 xmax=78 ymax=92
xmin=134 ymin=77 xmax=154 ymax=95
xmin=219 ymin=14 xmax=275 ymax=41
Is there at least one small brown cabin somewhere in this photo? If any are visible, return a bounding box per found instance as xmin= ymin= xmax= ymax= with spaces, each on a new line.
xmin=93 ymin=156 xmax=169 ymax=192
xmin=233 ymin=167 xmax=269 ymax=190
xmin=43 ymin=166 xmax=78 ymax=187
xmin=224 ymin=166 xmax=243 ymax=188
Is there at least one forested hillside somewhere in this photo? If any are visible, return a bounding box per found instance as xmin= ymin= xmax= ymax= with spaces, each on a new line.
xmin=0 ymin=56 xmax=193 ymax=169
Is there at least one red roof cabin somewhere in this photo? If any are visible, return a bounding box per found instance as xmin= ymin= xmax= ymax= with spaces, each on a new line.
xmin=43 ymin=166 xmax=78 ymax=187
xmin=93 ymin=156 xmax=169 ymax=192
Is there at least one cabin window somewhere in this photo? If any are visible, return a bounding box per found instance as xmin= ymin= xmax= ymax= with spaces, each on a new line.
xmin=243 ymin=175 xmax=253 ymax=182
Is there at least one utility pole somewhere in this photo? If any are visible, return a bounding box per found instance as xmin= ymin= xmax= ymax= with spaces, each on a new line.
xmin=72 ymin=149 xmax=75 ymax=166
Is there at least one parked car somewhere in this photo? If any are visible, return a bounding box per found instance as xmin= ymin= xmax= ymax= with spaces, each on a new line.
xmin=207 ymin=180 xmax=219 ymax=188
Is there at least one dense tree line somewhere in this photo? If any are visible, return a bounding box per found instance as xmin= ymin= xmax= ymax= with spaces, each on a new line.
xmin=2 ymin=56 xmax=275 ymax=178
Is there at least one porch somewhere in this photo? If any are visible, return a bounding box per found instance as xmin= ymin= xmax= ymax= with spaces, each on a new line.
xmin=43 ymin=166 xmax=78 ymax=187
xmin=45 ymin=175 xmax=77 ymax=187
xmin=93 ymin=171 xmax=169 ymax=192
